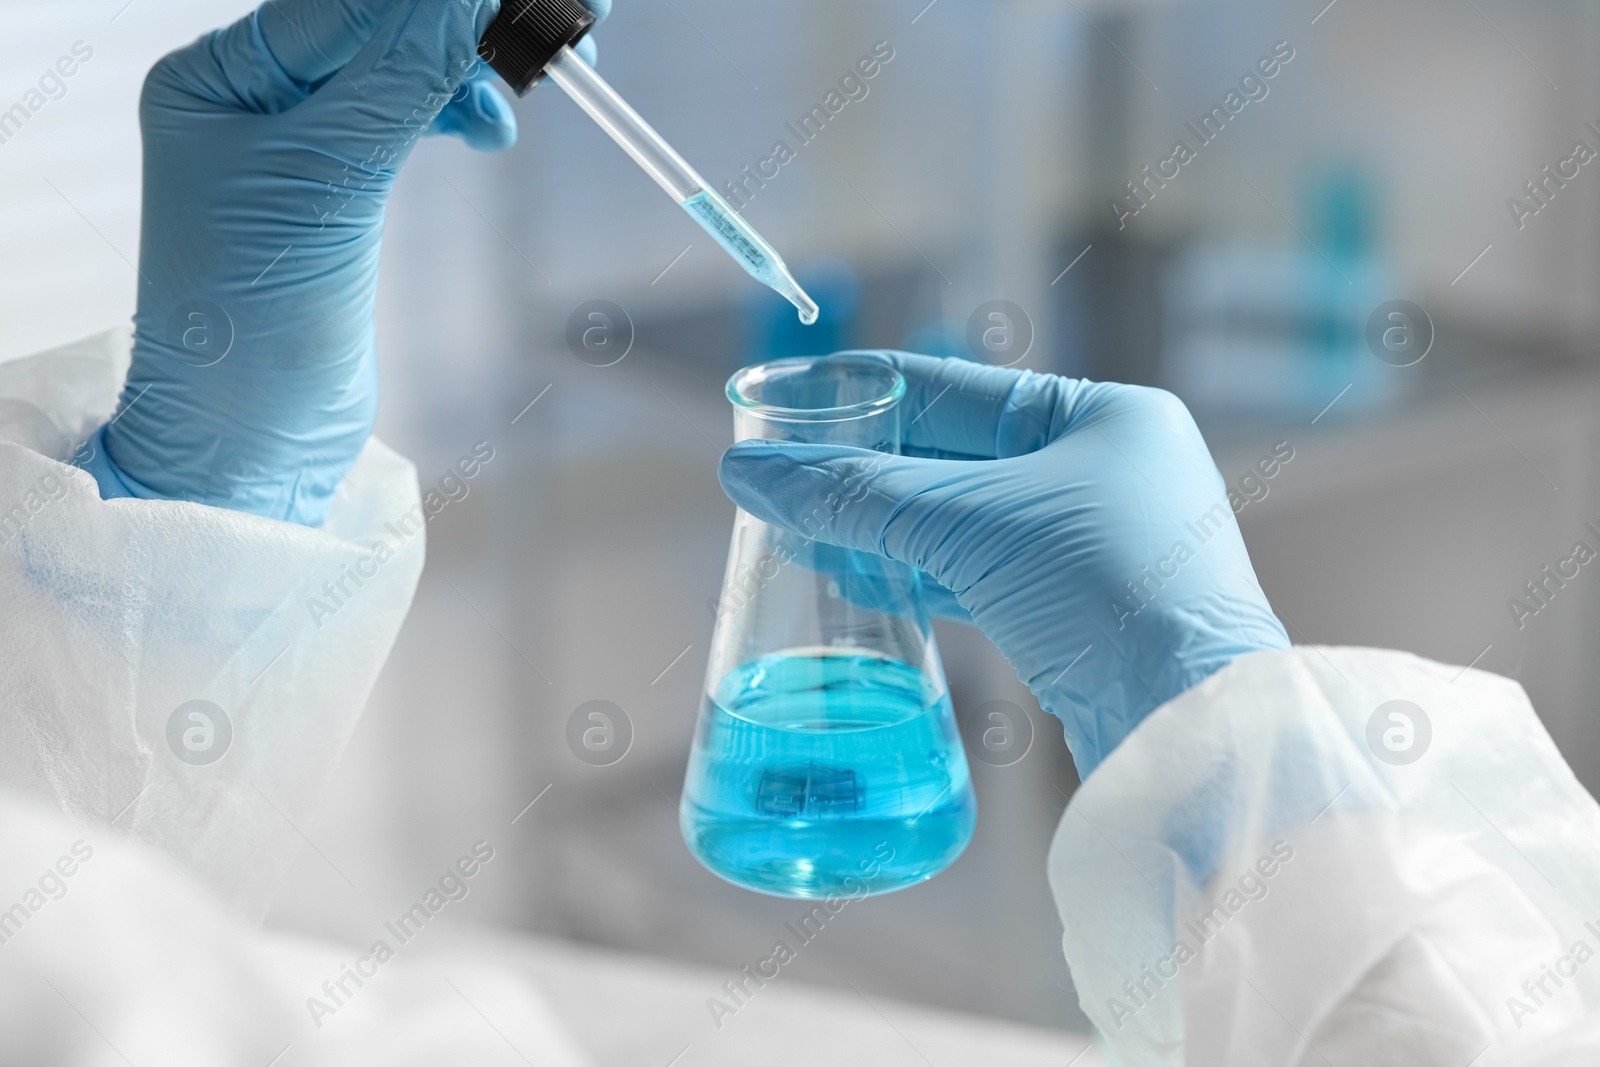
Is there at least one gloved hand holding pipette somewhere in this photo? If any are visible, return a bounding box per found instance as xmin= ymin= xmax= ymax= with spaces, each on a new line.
xmin=79 ymin=0 xmax=608 ymax=525
xmin=719 ymin=351 xmax=1291 ymax=778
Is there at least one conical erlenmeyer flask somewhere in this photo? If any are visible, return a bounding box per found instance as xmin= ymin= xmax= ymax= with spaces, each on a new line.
xmin=681 ymin=355 xmax=976 ymax=898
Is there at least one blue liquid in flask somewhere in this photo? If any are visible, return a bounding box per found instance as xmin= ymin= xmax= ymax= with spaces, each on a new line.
xmin=680 ymin=650 xmax=976 ymax=898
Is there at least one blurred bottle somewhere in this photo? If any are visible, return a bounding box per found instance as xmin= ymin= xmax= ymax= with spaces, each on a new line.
xmin=1161 ymin=165 xmax=1405 ymax=419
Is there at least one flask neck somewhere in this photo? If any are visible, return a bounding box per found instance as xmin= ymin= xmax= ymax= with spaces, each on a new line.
xmin=727 ymin=356 xmax=905 ymax=451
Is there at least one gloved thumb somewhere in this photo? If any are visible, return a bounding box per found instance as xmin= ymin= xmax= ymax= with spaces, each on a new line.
xmin=426 ymin=71 xmax=518 ymax=150
xmin=720 ymin=440 xmax=953 ymax=575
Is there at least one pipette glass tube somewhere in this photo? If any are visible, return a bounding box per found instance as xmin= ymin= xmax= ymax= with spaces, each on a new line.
xmin=542 ymin=47 xmax=818 ymax=325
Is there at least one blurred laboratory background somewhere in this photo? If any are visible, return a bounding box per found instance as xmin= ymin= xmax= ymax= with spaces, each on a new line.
xmin=4 ymin=0 xmax=1600 ymax=1048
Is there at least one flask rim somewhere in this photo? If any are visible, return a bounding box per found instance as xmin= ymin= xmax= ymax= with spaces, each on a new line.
xmin=726 ymin=355 xmax=906 ymax=424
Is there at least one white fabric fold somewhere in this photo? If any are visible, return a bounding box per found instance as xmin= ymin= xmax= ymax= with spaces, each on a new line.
xmin=0 ymin=329 xmax=426 ymax=919
xmin=1050 ymin=646 xmax=1600 ymax=1066
xmin=0 ymin=790 xmax=594 ymax=1066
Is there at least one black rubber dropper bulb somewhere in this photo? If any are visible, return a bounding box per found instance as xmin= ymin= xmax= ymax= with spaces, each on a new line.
xmin=477 ymin=0 xmax=597 ymax=97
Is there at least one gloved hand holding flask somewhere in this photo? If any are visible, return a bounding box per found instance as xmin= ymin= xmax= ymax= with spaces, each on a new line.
xmin=719 ymin=351 xmax=1290 ymax=779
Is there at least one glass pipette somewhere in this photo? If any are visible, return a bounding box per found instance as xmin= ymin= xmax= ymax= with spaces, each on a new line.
xmin=478 ymin=3 xmax=819 ymax=325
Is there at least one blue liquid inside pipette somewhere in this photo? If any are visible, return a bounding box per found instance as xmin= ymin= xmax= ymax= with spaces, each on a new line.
xmin=680 ymin=652 xmax=976 ymax=898
xmin=682 ymin=191 xmax=820 ymax=325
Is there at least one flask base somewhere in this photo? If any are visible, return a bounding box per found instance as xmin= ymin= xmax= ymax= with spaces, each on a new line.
xmin=681 ymin=801 xmax=976 ymax=899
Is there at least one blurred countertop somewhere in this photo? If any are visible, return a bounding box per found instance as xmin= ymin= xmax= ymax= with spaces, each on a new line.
xmin=437 ymin=926 xmax=1104 ymax=1067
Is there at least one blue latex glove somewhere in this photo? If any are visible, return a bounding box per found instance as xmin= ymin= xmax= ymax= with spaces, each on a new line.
xmin=81 ymin=0 xmax=606 ymax=525
xmin=719 ymin=352 xmax=1290 ymax=779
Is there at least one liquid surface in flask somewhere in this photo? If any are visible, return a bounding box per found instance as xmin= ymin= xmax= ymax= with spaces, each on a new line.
xmin=680 ymin=649 xmax=976 ymax=898
xmin=682 ymin=190 xmax=820 ymax=325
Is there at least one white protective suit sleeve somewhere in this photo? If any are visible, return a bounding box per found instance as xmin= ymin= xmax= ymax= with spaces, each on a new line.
xmin=0 ymin=329 xmax=427 ymax=919
xmin=1049 ymin=646 xmax=1600 ymax=1067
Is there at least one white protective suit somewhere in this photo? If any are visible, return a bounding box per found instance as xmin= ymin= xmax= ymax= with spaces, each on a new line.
xmin=0 ymin=328 xmax=423 ymax=919
xmin=1050 ymin=646 xmax=1600 ymax=1065
xmin=0 ymin=331 xmax=590 ymax=1064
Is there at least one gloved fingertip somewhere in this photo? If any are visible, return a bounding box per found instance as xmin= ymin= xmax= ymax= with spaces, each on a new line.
xmin=581 ymin=0 xmax=612 ymax=24
xmin=722 ymin=439 xmax=790 ymax=461
xmin=721 ymin=440 xmax=915 ymax=561
xmin=717 ymin=439 xmax=778 ymax=497
xmin=719 ymin=439 xmax=887 ymax=534
xmin=720 ymin=438 xmax=812 ymax=465
xmin=574 ymin=35 xmax=600 ymax=67
xmin=469 ymin=82 xmax=518 ymax=150
xmin=427 ymin=84 xmax=518 ymax=151
xmin=718 ymin=440 xmax=809 ymax=514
